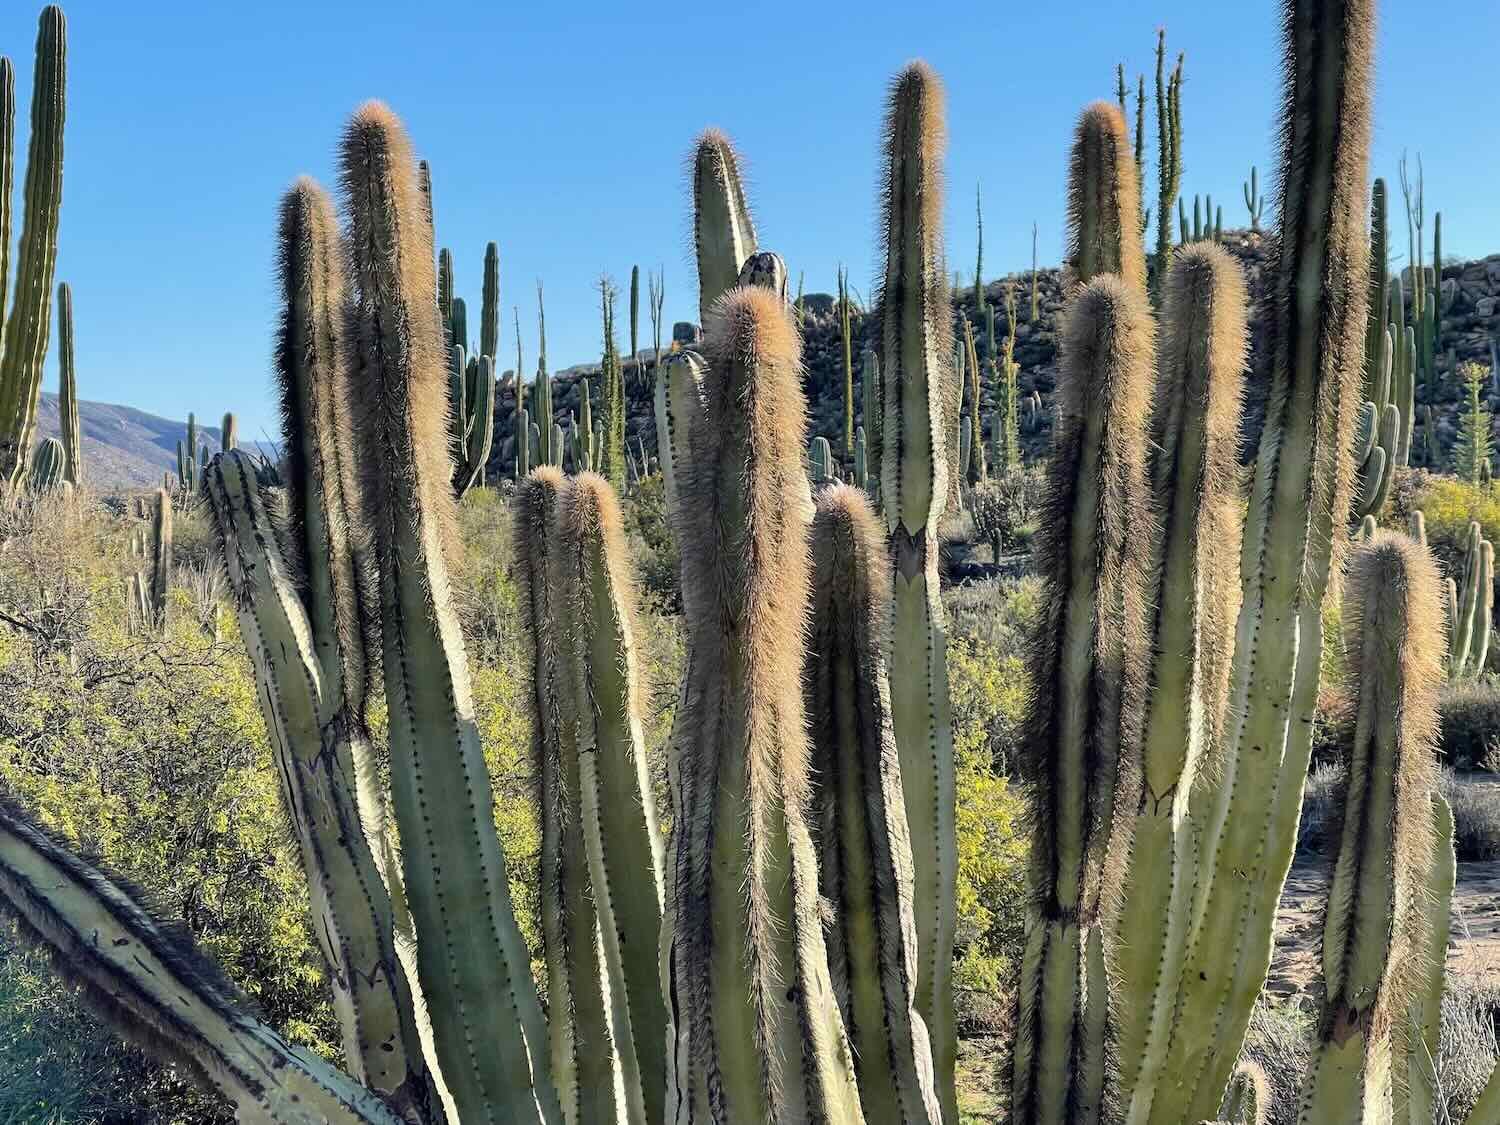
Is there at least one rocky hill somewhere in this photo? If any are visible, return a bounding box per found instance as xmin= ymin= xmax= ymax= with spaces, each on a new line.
xmin=483 ymin=233 xmax=1500 ymax=481
xmin=33 ymin=392 xmax=238 ymax=488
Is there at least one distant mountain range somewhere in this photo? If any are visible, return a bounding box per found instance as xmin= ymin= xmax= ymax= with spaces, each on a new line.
xmin=34 ymin=392 xmax=268 ymax=489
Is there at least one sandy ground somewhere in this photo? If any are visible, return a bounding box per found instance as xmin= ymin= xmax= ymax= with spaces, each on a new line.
xmin=1270 ymin=855 xmax=1500 ymax=997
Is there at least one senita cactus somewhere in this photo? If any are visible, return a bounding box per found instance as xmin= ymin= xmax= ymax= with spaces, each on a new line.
xmin=691 ymin=128 xmax=756 ymax=325
xmin=1297 ymin=533 xmax=1441 ymax=1121
xmin=1012 ymin=275 xmax=1156 ymax=1125
xmin=340 ymin=102 xmax=556 ymax=1122
xmin=1066 ymin=101 xmax=1146 ymax=292
xmin=56 ymin=279 xmax=79 ymax=484
xmin=663 ymin=285 xmax=863 ymax=1122
xmin=806 ymin=484 xmax=941 ymax=1125
xmin=877 ymin=61 xmax=958 ymax=1122
xmin=0 ymin=7 xmax=65 ymax=488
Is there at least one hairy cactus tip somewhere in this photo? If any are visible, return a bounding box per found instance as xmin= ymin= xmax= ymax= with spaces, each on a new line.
xmin=1067 ymin=101 xmax=1146 ymax=291
xmin=691 ymin=126 xmax=757 ymax=323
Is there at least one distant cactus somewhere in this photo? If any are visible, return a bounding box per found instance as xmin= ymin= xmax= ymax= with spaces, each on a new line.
xmin=148 ymin=486 xmax=171 ymax=632
xmin=56 ymin=280 xmax=79 ymax=484
xmin=1243 ymin=165 xmax=1264 ymax=232
xmin=810 ymin=434 xmax=834 ymax=483
xmin=597 ymin=277 xmax=625 ymax=488
xmin=1150 ymin=31 xmax=1184 ymax=303
xmin=1446 ymin=520 xmax=1493 ymax=680
xmin=1454 ymin=361 xmax=1492 ymax=484
xmin=839 ymin=264 xmax=855 ymax=458
xmin=0 ymin=7 xmax=66 ymax=488
xmin=481 ymin=240 xmax=499 ymax=360
xmin=26 ymin=433 xmax=63 ymax=490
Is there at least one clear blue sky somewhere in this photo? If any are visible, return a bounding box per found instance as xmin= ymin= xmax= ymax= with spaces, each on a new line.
xmin=4 ymin=1 xmax=1497 ymax=440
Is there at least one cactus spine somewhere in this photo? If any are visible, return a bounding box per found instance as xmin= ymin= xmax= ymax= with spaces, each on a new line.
xmin=1066 ymin=101 xmax=1146 ymax=293
xmin=1297 ymin=533 xmax=1441 ymax=1121
xmin=878 ymin=62 xmax=958 ymax=1122
xmin=0 ymin=7 xmax=64 ymax=488
xmin=806 ymin=485 xmax=941 ymax=1124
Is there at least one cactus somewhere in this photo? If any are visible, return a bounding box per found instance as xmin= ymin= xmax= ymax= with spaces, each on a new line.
xmin=1243 ymin=165 xmax=1264 ymax=232
xmin=810 ymin=433 xmax=834 ymax=483
xmin=1445 ymin=521 xmax=1493 ymax=680
xmin=806 ymin=484 xmax=942 ymax=1124
xmin=1012 ymin=275 xmax=1156 ymax=1125
xmin=517 ymin=405 xmax=531 ymax=477
xmin=518 ymin=470 xmax=668 ymax=1125
xmin=878 ymin=61 xmax=958 ymax=1121
xmin=628 ymin=262 xmax=639 ymax=380
xmin=654 ymin=349 xmax=706 ymax=517
xmin=1298 ymin=533 xmax=1442 ymax=1121
xmin=1117 ymin=2 xmax=1374 ymax=1117
xmin=598 ymin=277 xmax=625 ymax=488
xmin=26 ymin=432 xmax=62 ymax=490
xmin=839 ymin=264 xmax=855 ymax=457
xmin=991 ymin=284 xmax=1022 ymax=474
xmin=535 ymin=281 xmax=556 ymax=466
xmin=1220 ymin=1062 xmax=1270 ymax=1124
xmin=340 ymin=102 xmax=556 ymax=1122
xmin=862 ymin=347 xmax=882 ymax=495
xmin=1454 ymin=361 xmax=1492 ymax=484
xmin=691 ymin=128 xmax=756 ymax=325
xmin=437 ymin=246 xmax=453 ymax=331
xmin=219 ymin=410 xmax=237 ymax=452
xmin=148 ymin=485 xmax=171 ymax=632
xmin=1066 ymin=101 xmax=1146 ymax=292
xmin=0 ymin=7 xmax=65 ymax=488
xmin=481 ymin=240 xmax=499 ymax=361
xmin=663 ymin=285 xmax=862 ymax=1122
xmin=1364 ymin=177 xmax=1390 ymax=401
xmin=56 ymin=279 xmax=79 ymax=484
xmin=1150 ymin=31 xmax=1183 ymax=303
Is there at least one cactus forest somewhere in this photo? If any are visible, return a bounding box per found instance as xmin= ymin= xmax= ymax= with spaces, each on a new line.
xmin=1 ymin=1 xmax=1500 ymax=1123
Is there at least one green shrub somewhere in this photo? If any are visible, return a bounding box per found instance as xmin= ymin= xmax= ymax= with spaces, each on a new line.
xmin=1414 ymin=473 xmax=1500 ymax=572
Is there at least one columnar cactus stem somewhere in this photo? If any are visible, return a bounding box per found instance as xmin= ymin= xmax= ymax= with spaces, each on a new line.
xmin=56 ymin=280 xmax=79 ymax=484
xmin=515 ymin=467 xmax=618 ymax=1125
xmin=862 ymin=347 xmax=882 ymax=493
xmin=1012 ymin=276 xmax=1154 ymax=1125
xmin=149 ymin=485 xmax=172 ymax=632
xmin=1134 ymin=2 xmax=1374 ymax=1117
xmin=664 ymin=285 xmax=863 ymax=1123
xmin=1111 ymin=244 xmax=1246 ymax=1100
xmin=481 ymin=240 xmax=499 ymax=360
xmin=877 ymin=62 xmax=958 ymax=1120
xmin=0 ymin=7 xmax=64 ymax=488
xmin=0 ymin=799 xmax=405 ymax=1125
xmin=1220 ymin=1063 xmax=1270 ymax=1125
xmin=1297 ymin=533 xmax=1441 ymax=1121
xmin=340 ymin=101 xmax=558 ymax=1124
xmin=1066 ymin=102 xmax=1146 ymax=293
xmin=558 ymin=473 xmax=668 ymax=1125
xmin=25 ymin=432 xmax=62 ymax=490
xmin=691 ymin=128 xmax=756 ymax=326
xmin=806 ymin=484 xmax=942 ymax=1125
xmin=1394 ymin=794 xmax=1455 ymax=1124
xmin=221 ymin=411 xmax=238 ymax=452
xmin=653 ymin=349 xmax=706 ymax=520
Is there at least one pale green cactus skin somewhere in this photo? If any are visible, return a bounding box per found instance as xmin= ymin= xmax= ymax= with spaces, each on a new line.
xmin=1394 ymin=795 xmax=1454 ymax=1124
xmin=26 ymin=433 xmax=62 ymax=489
xmin=341 ymin=102 xmax=558 ymax=1125
xmin=653 ymin=350 xmax=706 ymax=518
xmin=1297 ymin=533 xmax=1441 ymax=1122
xmin=807 ymin=484 xmax=942 ymax=1125
xmin=691 ymin=128 xmax=756 ymax=325
xmin=811 ymin=434 xmax=834 ymax=483
xmin=1219 ymin=1062 xmax=1269 ymax=1125
xmin=877 ymin=62 xmax=958 ymax=1122
xmin=0 ymin=7 xmax=64 ymax=488
xmin=1447 ymin=521 xmax=1493 ymax=679
xmin=0 ymin=799 xmax=406 ymax=1125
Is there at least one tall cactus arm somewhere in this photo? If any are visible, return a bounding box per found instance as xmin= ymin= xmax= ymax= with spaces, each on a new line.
xmin=1394 ymin=794 xmax=1455 ymax=1124
xmin=560 ymin=473 xmax=670 ymax=1125
xmin=807 ymin=484 xmax=942 ymax=1125
xmin=1137 ymin=2 xmax=1374 ymax=1118
xmin=1065 ymin=102 xmax=1146 ymax=292
xmin=654 ymin=349 xmax=707 ymax=528
xmin=1297 ymin=533 xmax=1442 ymax=1121
xmin=56 ymin=280 xmax=80 ymax=485
xmin=876 ymin=63 xmax=958 ymax=1121
xmin=1113 ymin=244 xmax=1247 ymax=1109
xmin=0 ymin=799 xmax=404 ymax=1125
xmin=515 ymin=468 xmax=618 ymax=1125
xmin=205 ymin=451 xmax=439 ymax=1125
xmin=340 ymin=102 xmax=559 ymax=1125
xmin=0 ymin=7 xmax=64 ymax=487
xmin=1012 ymin=276 xmax=1154 ymax=1125
xmin=666 ymin=285 xmax=864 ymax=1124
xmin=458 ymin=355 xmax=494 ymax=495
xmin=481 ymin=241 xmax=500 ymax=360
xmin=691 ymin=128 xmax=756 ymax=326
xmin=0 ymin=57 xmax=12 ymax=347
